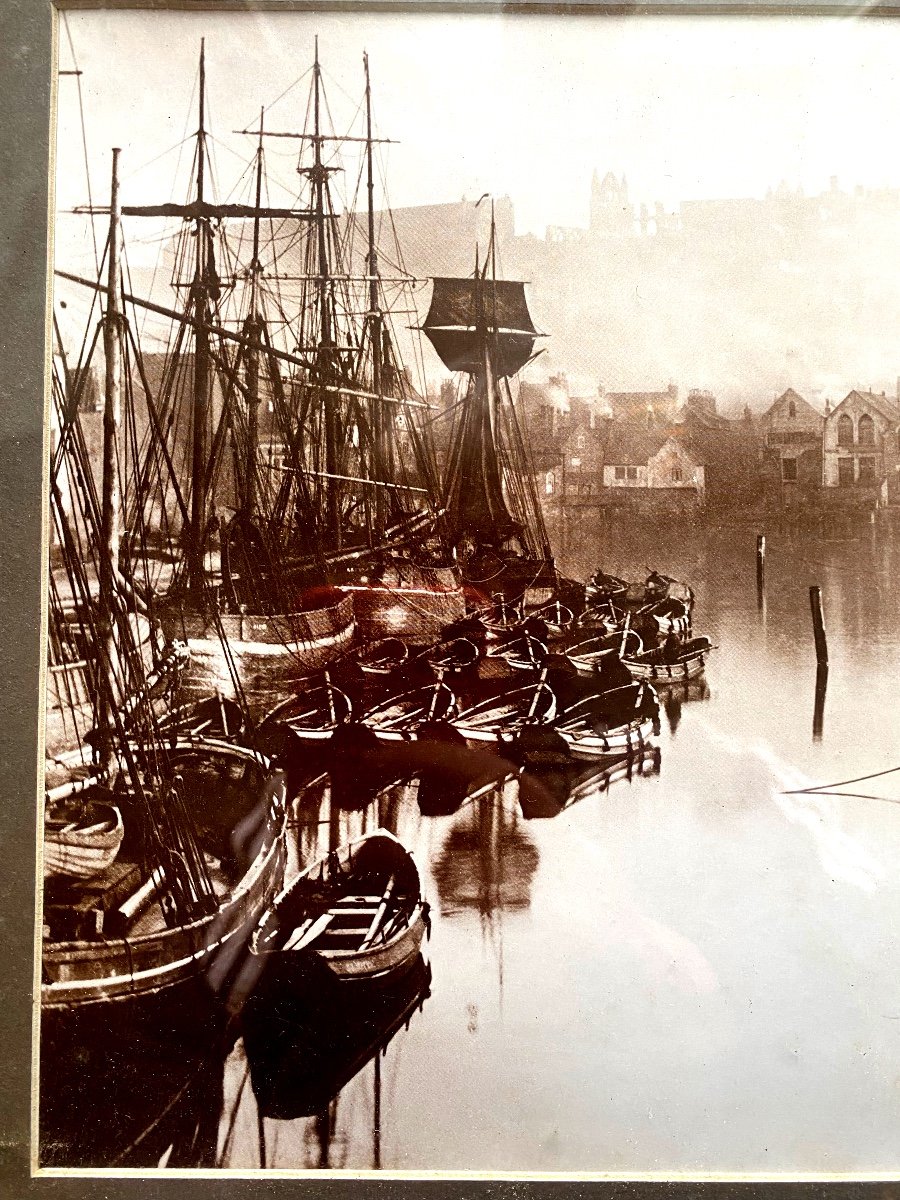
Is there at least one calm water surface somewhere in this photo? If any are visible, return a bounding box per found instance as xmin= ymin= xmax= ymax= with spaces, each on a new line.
xmin=96 ymin=520 xmax=900 ymax=1172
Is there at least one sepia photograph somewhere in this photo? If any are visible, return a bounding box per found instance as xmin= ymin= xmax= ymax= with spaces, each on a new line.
xmin=35 ymin=2 xmax=900 ymax=1179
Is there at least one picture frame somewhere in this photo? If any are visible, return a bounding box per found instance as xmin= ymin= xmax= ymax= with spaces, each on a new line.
xmin=4 ymin=1 xmax=900 ymax=1195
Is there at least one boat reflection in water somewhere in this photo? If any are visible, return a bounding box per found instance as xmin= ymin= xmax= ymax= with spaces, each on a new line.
xmin=661 ymin=677 xmax=712 ymax=737
xmin=241 ymin=953 xmax=432 ymax=1168
xmin=432 ymin=786 xmax=539 ymax=920
xmin=516 ymin=743 xmax=662 ymax=819
xmin=40 ymin=1012 xmax=232 ymax=1169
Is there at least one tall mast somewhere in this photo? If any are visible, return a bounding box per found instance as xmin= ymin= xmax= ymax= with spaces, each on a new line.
xmin=243 ymin=106 xmax=265 ymax=521
xmin=313 ymin=39 xmax=340 ymax=548
xmin=365 ymin=51 xmax=386 ymax=539
xmin=189 ymin=38 xmax=212 ymax=594
xmin=98 ymin=146 xmax=123 ymax=761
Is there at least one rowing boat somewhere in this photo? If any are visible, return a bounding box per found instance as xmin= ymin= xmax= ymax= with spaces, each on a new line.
xmin=250 ymin=830 xmax=429 ymax=983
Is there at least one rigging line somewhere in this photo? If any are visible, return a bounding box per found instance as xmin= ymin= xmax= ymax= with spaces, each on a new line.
xmin=788 ymin=790 xmax=900 ymax=806
xmin=61 ymin=13 xmax=99 ymax=279
xmin=121 ymin=134 xmax=196 ymax=184
xmin=782 ymin=765 xmax=900 ymax=795
xmin=237 ymin=63 xmax=315 ymax=133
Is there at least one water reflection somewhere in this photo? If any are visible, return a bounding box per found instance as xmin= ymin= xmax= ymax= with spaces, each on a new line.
xmin=242 ymin=954 xmax=431 ymax=1150
xmin=813 ymin=663 xmax=828 ymax=742
xmin=517 ymin=745 xmax=663 ymax=819
xmin=41 ymin=1002 xmax=231 ymax=1169
xmin=661 ymin=677 xmax=711 ymax=736
xmin=432 ymin=789 xmax=539 ymax=919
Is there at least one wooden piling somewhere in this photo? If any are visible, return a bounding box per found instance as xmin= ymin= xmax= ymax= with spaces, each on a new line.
xmin=813 ymin=663 xmax=828 ymax=742
xmin=809 ymin=585 xmax=828 ymax=665
xmin=756 ymin=534 xmax=766 ymax=608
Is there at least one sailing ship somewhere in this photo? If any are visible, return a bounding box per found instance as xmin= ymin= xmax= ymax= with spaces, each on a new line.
xmin=421 ymin=215 xmax=582 ymax=620
xmin=41 ymin=147 xmax=288 ymax=1163
xmin=243 ymin=44 xmax=465 ymax=647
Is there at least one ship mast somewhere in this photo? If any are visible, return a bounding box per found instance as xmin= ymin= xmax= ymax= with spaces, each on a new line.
xmin=187 ymin=38 xmax=213 ymax=595
xmin=311 ymin=39 xmax=341 ymax=549
xmin=97 ymin=146 xmax=123 ymax=761
xmin=243 ymin=107 xmax=266 ymax=523
xmin=364 ymin=51 xmax=387 ymax=541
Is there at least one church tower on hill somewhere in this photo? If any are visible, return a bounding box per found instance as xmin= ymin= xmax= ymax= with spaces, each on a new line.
xmin=590 ymin=170 xmax=634 ymax=237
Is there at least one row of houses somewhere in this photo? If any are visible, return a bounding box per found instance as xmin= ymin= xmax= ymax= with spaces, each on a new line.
xmin=518 ymin=377 xmax=900 ymax=517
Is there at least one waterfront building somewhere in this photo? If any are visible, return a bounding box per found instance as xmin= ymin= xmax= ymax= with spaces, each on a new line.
xmin=823 ymin=388 xmax=900 ymax=504
xmin=759 ymin=388 xmax=824 ymax=509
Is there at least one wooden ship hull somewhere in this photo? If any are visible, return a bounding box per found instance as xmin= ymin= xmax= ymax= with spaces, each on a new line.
xmin=41 ymin=742 xmax=287 ymax=1015
xmin=158 ymin=596 xmax=356 ymax=708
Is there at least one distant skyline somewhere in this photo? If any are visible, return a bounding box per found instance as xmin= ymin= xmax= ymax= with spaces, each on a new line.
xmin=52 ymin=9 xmax=900 ymax=408
xmin=55 ymin=10 xmax=900 ymax=263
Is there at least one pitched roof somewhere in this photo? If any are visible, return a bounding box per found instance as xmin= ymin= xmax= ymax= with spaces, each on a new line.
xmin=606 ymin=390 xmax=675 ymax=409
xmin=830 ymin=389 xmax=900 ymax=424
xmin=603 ymin=424 xmax=670 ymax=464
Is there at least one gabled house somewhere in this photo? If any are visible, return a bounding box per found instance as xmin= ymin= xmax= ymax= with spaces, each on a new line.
xmin=600 ymin=424 xmax=704 ymax=513
xmin=759 ymin=388 xmax=824 ymax=506
xmin=823 ymin=389 xmax=900 ymax=503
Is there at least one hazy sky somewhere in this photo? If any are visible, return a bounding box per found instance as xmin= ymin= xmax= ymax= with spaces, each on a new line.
xmin=55 ymin=8 xmax=900 ymax=269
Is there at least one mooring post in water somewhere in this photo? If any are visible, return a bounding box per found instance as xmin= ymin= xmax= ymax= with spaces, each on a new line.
xmin=756 ymin=534 xmax=766 ymax=608
xmin=809 ymin=584 xmax=828 ymax=664
xmin=813 ymin=662 xmax=828 ymax=742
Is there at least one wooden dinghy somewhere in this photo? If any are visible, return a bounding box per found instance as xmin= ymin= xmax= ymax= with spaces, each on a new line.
xmin=354 ymin=636 xmax=409 ymax=676
xmin=584 ymin=570 xmax=629 ymax=604
xmin=361 ymin=680 xmax=457 ymax=741
xmin=554 ymin=685 xmax=659 ymax=758
xmin=44 ymin=798 xmax=124 ymax=882
xmin=262 ymin=673 xmax=353 ymax=741
xmin=479 ymin=594 xmax=525 ymax=637
xmin=418 ymin=635 xmax=481 ymax=674
xmin=487 ymin=628 xmax=549 ymax=671
xmin=250 ymin=830 xmax=429 ymax=983
xmin=452 ymin=674 xmax=557 ymax=743
xmin=564 ymin=629 xmax=643 ymax=674
xmin=647 ymin=596 xmax=692 ymax=638
xmin=624 ymin=637 xmax=713 ymax=683
xmin=529 ymin=599 xmax=575 ymax=637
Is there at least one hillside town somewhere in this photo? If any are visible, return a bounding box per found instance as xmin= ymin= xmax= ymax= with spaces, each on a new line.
xmin=509 ymin=376 xmax=900 ymax=525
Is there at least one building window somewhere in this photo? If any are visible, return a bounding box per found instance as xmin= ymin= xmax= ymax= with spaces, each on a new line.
xmin=614 ymin=466 xmax=626 ymax=480
xmin=545 ymin=471 xmax=555 ymax=495
xmin=838 ymin=457 xmax=854 ymax=486
xmin=788 ymin=401 xmax=796 ymax=419
xmin=576 ymin=433 xmax=586 ymax=450
xmin=672 ymin=466 xmax=683 ymax=483
xmin=837 ymin=414 xmax=854 ymax=446
xmin=858 ymin=455 xmax=877 ymax=484
xmin=858 ymin=413 xmax=875 ymax=445
xmin=570 ymin=457 xmax=581 ymax=469
xmin=626 ymin=466 xmax=638 ymax=481
xmin=781 ymin=457 xmax=797 ymax=482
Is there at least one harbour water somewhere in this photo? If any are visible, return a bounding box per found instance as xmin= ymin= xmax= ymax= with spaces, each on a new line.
xmin=50 ymin=518 xmax=900 ymax=1174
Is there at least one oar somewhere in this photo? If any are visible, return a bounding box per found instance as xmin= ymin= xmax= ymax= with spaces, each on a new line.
xmin=217 ymin=690 xmax=230 ymax=736
xmin=619 ymin=612 xmax=632 ymax=657
xmin=283 ymin=910 xmax=334 ymax=952
xmin=359 ymin=874 xmax=397 ymax=950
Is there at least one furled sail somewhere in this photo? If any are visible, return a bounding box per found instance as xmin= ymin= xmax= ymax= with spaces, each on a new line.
xmin=422 ymin=277 xmax=540 ymax=377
